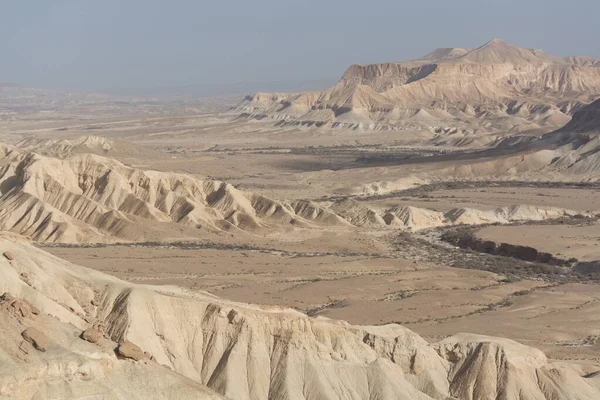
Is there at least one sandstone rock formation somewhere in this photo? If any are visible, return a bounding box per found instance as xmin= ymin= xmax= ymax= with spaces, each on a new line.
xmin=1 ymin=232 xmax=600 ymax=399
xmin=0 ymin=144 xmax=352 ymax=242
xmin=234 ymin=39 xmax=600 ymax=132
xmin=81 ymin=327 xmax=103 ymax=343
xmin=1 ymin=293 xmax=41 ymax=320
xmin=1 ymin=141 xmax=586 ymax=243
xmin=16 ymin=135 xmax=159 ymax=159
xmin=21 ymin=327 xmax=48 ymax=352
xmin=468 ymin=99 xmax=600 ymax=178
xmin=117 ymin=341 xmax=147 ymax=361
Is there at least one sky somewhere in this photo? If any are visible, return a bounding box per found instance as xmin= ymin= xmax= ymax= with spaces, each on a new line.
xmin=2 ymin=0 xmax=599 ymax=94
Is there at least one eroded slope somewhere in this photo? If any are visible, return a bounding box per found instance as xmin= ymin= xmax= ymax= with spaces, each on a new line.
xmin=0 ymin=144 xmax=322 ymax=242
xmin=235 ymin=39 xmax=600 ymax=132
xmin=1 ymin=233 xmax=600 ymax=399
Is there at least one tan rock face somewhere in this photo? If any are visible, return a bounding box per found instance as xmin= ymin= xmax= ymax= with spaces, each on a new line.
xmin=11 ymin=299 xmax=40 ymax=319
xmin=117 ymin=341 xmax=145 ymax=361
xmin=3 ymin=251 xmax=15 ymax=260
xmin=0 ymin=294 xmax=40 ymax=319
xmin=21 ymin=327 xmax=48 ymax=352
xmin=234 ymin=39 xmax=600 ymax=132
xmin=2 ymin=228 xmax=600 ymax=399
xmin=81 ymin=328 xmax=103 ymax=344
xmin=0 ymin=148 xmax=313 ymax=243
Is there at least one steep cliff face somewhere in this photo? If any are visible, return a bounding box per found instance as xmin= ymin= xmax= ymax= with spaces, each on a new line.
xmin=234 ymin=39 xmax=600 ymax=131
xmin=339 ymin=63 xmax=438 ymax=92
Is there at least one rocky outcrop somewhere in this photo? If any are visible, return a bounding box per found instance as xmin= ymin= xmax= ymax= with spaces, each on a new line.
xmin=1 ymin=293 xmax=41 ymax=319
xmin=234 ymin=39 xmax=600 ymax=132
xmin=21 ymin=327 xmax=48 ymax=352
xmin=331 ymin=200 xmax=589 ymax=231
xmin=2 ymin=233 xmax=600 ymax=399
xmin=117 ymin=341 xmax=150 ymax=361
xmin=0 ymin=145 xmax=358 ymax=243
xmin=9 ymin=299 xmax=41 ymax=319
xmin=15 ymin=135 xmax=158 ymax=159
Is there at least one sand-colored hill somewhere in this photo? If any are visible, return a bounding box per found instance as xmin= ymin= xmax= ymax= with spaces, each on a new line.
xmin=2 ymin=232 xmax=600 ymax=399
xmin=421 ymin=47 xmax=472 ymax=61
xmin=234 ymin=39 xmax=600 ymax=132
xmin=444 ymin=204 xmax=586 ymax=225
xmin=382 ymin=205 xmax=445 ymax=228
xmin=1 ymin=144 xmax=362 ymax=243
xmin=343 ymin=202 xmax=589 ymax=230
xmin=1 ymin=140 xmax=592 ymax=242
xmin=457 ymin=38 xmax=545 ymax=64
xmin=435 ymin=99 xmax=600 ymax=180
xmin=15 ymin=135 xmax=158 ymax=158
xmin=329 ymin=198 xmax=387 ymax=226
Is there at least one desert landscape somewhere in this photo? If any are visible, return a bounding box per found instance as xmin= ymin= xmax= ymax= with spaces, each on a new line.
xmin=2 ymin=36 xmax=600 ymax=399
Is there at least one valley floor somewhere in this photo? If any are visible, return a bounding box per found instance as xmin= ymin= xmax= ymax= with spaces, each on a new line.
xmin=5 ymin=103 xmax=600 ymax=367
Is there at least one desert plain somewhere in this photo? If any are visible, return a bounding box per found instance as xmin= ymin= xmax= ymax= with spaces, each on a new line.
xmin=3 ymin=38 xmax=600 ymax=399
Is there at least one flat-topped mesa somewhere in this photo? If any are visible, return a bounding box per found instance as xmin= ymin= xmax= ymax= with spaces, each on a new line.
xmin=236 ymin=91 xmax=321 ymax=118
xmin=233 ymin=38 xmax=600 ymax=131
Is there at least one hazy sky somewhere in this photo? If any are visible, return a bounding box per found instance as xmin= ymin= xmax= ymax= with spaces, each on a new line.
xmin=2 ymin=0 xmax=599 ymax=93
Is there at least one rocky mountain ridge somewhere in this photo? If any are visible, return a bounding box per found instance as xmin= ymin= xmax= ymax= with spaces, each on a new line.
xmin=234 ymin=39 xmax=600 ymax=133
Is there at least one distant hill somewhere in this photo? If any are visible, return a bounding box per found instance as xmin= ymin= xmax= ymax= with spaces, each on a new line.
xmin=234 ymin=39 xmax=600 ymax=133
